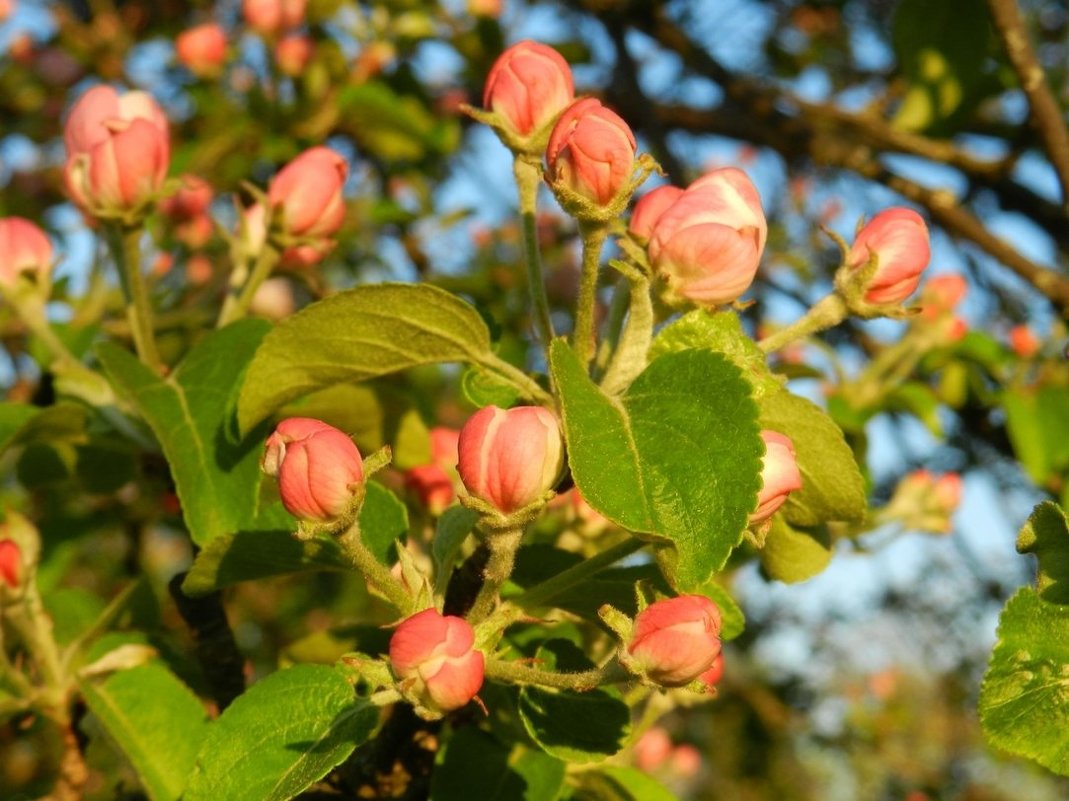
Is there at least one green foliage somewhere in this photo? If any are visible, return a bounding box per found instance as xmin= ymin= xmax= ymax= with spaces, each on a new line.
xmin=431 ymin=727 xmax=566 ymax=801
xmin=759 ymin=517 xmax=834 ymax=584
xmin=99 ymin=320 xmax=290 ymax=546
xmin=569 ymin=766 xmax=680 ymax=801
xmin=0 ymin=401 xmax=89 ymax=457
xmin=551 ymin=340 xmax=762 ymax=592
xmin=80 ymin=662 xmax=209 ymax=801
xmin=1015 ymin=502 xmax=1069 ymax=606
xmin=183 ymin=665 xmax=378 ymax=801
xmin=1003 ymin=386 xmax=1069 ymax=488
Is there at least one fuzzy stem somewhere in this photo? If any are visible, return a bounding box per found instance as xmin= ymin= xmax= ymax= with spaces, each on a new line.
xmin=513 ymin=537 xmax=645 ymax=610
xmin=467 ymin=527 xmax=524 ymax=624
xmin=106 ymin=224 xmax=162 ymax=373
xmin=477 ymin=353 xmax=554 ymax=406
xmin=513 ymin=156 xmax=555 ymax=350
xmin=484 ymin=656 xmax=629 ymax=690
xmin=217 ymin=240 xmax=281 ymax=327
xmin=757 ymin=293 xmax=848 ymax=354
xmin=574 ymin=222 xmax=610 ymax=369
xmin=594 ymin=276 xmax=632 ymax=376
xmin=337 ymin=518 xmax=414 ymax=614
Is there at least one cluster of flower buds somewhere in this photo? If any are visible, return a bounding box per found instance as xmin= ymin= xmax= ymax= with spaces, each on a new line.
xmin=389 ymin=608 xmax=484 ymax=718
xmin=631 ymin=168 xmax=768 ymax=307
xmin=404 ymin=427 xmax=461 ymax=516
xmin=160 ymin=175 xmax=214 ymax=249
xmin=1009 ymin=324 xmax=1041 ymax=359
xmin=633 ymin=727 xmax=703 ymax=779
xmin=751 ymin=431 xmax=803 ymax=525
xmin=275 ymin=34 xmax=314 ymax=77
xmin=63 ymin=86 xmax=171 ymax=222
xmin=0 ymin=217 xmax=53 ymax=294
xmin=175 ymin=23 xmax=227 ymax=78
xmin=242 ymin=0 xmax=306 ymax=38
xmin=918 ymin=272 xmax=968 ymax=342
xmin=883 ymin=469 xmax=962 ymax=534
xmin=482 ymin=40 xmax=574 ymax=154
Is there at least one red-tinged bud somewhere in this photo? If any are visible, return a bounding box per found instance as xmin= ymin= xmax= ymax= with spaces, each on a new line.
xmin=275 ymin=34 xmax=313 ymax=77
xmin=262 ymin=417 xmax=364 ymax=523
xmin=648 ymin=168 xmax=767 ymax=307
xmin=160 ymin=175 xmax=213 ymax=221
xmin=0 ymin=0 xmax=13 ymax=24
xmin=249 ymin=276 xmax=295 ymax=320
xmin=404 ymin=465 xmax=455 ymax=516
xmin=185 ymin=254 xmax=214 ymax=286
xmin=891 ymin=469 xmax=962 ymax=534
xmin=846 ymin=208 xmax=930 ymax=305
xmin=546 ymin=97 xmax=637 ymax=208
xmin=0 ymin=217 xmax=53 ymax=290
xmin=279 ymin=240 xmax=334 ymax=269
xmin=633 ymin=727 xmax=672 ymax=772
xmin=242 ymin=0 xmax=305 ymax=37
xmin=669 ymin=745 xmax=703 ymax=778
xmin=931 ymin=472 xmax=962 ymax=512
xmin=627 ymin=595 xmax=722 ymax=686
xmin=1010 ymin=325 xmax=1040 ymax=358
xmin=751 ymin=431 xmax=802 ymax=524
xmin=63 ymin=86 xmax=170 ymax=219
xmin=920 ymin=273 xmax=967 ymax=319
xmin=698 ymin=653 xmax=723 ymax=691
xmin=389 ymin=608 xmax=484 ymax=715
xmin=483 ymin=40 xmax=574 ymax=140
xmin=267 ymin=147 xmax=347 ymax=240
xmin=457 ymin=405 xmax=563 ymax=514
xmin=175 ymin=214 xmax=214 ymax=249
xmin=629 ymin=185 xmax=683 ymax=243
xmin=429 ymin=427 xmax=460 ymax=469
xmin=175 ymin=23 xmax=227 ymax=78
xmin=945 ymin=316 xmax=968 ymax=343
xmin=0 ymin=539 xmax=21 ymax=589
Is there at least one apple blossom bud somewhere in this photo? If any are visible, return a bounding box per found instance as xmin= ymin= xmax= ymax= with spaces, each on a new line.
xmin=0 ymin=539 xmax=21 ymax=589
xmin=63 ymin=86 xmax=170 ymax=218
xmin=698 ymin=653 xmax=723 ymax=691
xmin=669 ymin=745 xmax=702 ymax=779
xmin=846 ymin=208 xmax=930 ymax=304
xmin=483 ymin=40 xmax=574 ymax=140
xmin=890 ymin=469 xmax=962 ymax=534
xmin=262 ymin=417 xmax=363 ymax=523
xmin=457 ymin=405 xmax=563 ymax=513
xmin=629 ymin=185 xmax=683 ymax=243
xmin=1009 ymin=325 xmax=1040 ymax=358
xmin=0 ymin=217 xmax=53 ymax=290
xmin=468 ymin=0 xmax=501 ymax=17
xmin=429 ymin=426 xmax=460 ymax=469
xmin=633 ymin=727 xmax=672 ymax=772
xmin=242 ymin=0 xmax=306 ymax=37
xmin=920 ymin=273 xmax=967 ymax=319
xmin=627 ymin=595 xmax=722 ymax=686
xmin=931 ymin=472 xmax=962 ymax=513
xmin=266 ymin=147 xmax=347 ymax=240
xmin=648 ymin=168 xmax=767 ymax=307
xmin=249 ymin=276 xmax=295 ymax=320
xmin=160 ymin=175 xmax=213 ymax=221
xmin=175 ymin=23 xmax=227 ymax=78
xmin=546 ymin=97 xmax=637 ymax=207
xmin=275 ymin=34 xmax=313 ymax=77
xmin=404 ymin=466 xmax=455 ymax=516
xmin=751 ymin=431 xmax=802 ymax=524
xmin=389 ymin=608 xmax=484 ymax=714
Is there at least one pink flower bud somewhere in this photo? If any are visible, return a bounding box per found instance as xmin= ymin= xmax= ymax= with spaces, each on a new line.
xmin=389 ymin=608 xmax=484 ymax=713
xmin=483 ymin=40 xmax=574 ymax=139
xmin=242 ymin=0 xmax=306 ymax=37
xmin=63 ymin=86 xmax=170 ymax=218
xmin=404 ymin=465 xmax=455 ymax=516
xmin=429 ymin=426 xmax=460 ymax=469
xmin=175 ymin=23 xmax=227 ymax=77
xmin=847 ymin=208 xmax=930 ymax=304
xmin=266 ymin=147 xmax=347 ymax=239
xmin=0 ymin=217 xmax=53 ymax=290
xmin=457 ymin=405 xmax=564 ymax=513
xmin=751 ymin=431 xmax=802 ymax=524
xmin=1009 ymin=325 xmax=1040 ymax=358
xmin=629 ymin=185 xmax=683 ymax=242
xmin=698 ymin=653 xmax=723 ymax=690
xmin=633 ymin=727 xmax=672 ymax=772
xmin=546 ymin=98 xmax=637 ymax=207
xmin=160 ymin=175 xmax=213 ymax=221
xmin=931 ymin=472 xmax=962 ymax=513
xmin=648 ymin=168 xmax=767 ymax=307
xmin=627 ymin=595 xmax=722 ymax=686
xmin=0 ymin=539 xmax=21 ymax=589
xmin=249 ymin=276 xmax=295 ymax=320
xmin=275 ymin=34 xmax=313 ymax=77
xmin=262 ymin=417 xmax=364 ymax=522
xmin=669 ymin=745 xmax=702 ymax=779
xmin=920 ymin=273 xmax=967 ymax=318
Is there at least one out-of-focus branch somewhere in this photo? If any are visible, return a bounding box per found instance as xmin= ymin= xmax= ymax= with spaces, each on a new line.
xmin=987 ymin=0 xmax=1069 ymax=211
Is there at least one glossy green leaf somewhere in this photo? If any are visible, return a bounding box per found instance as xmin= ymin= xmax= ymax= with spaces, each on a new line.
xmin=1015 ymin=501 xmax=1069 ymax=606
xmin=758 ymin=391 xmax=866 ymax=526
xmin=184 ymin=664 xmax=377 ymax=801
xmin=551 ymin=341 xmax=761 ymax=591
xmin=99 ymin=320 xmax=290 ymax=546
xmin=572 ymin=766 xmax=680 ymax=801
xmin=181 ymin=482 xmax=407 ymax=596
xmin=431 ymin=727 xmax=566 ymax=801
xmin=432 ymin=505 xmax=478 ymax=580
xmin=759 ymin=517 xmax=834 ymax=584
xmin=80 ymin=662 xmax=209 ymax=801
xmin=238 ymin=284 xmax=496 ymax=434
xmin=980 ymin=587 xmax=1069 ymax=776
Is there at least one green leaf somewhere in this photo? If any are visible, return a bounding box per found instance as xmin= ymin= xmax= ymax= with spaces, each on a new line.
xmin=80 ymin=662 xmax=209 ymax=801
xmin=551 ymin=341 xmax=762 ymax=591
xmin=980 ymin=587 xmax=1069 ymax=776
xmin=1016 ymin=502 xmax=1069 ymax=606
xmin=759 ymin=517 xmax=834 ymax=584
xmin=433 ymin=506 xmax=478 ymax=580
xmin=758 ymin=391 xmax=866 ymax=526
xmin=184 ymin=664 xmax=377 ymax=801
xmin=99 ymin=320 xmax=290 ymax=546
xmin=461 ymin=365 xmax=522 ymax=409
xmin=572 ymin=766 xmax=680 ymax=801
xmin=238 ymin=284 xmax=497 ymax=434
xmin=696 ymin=579 xmax=745 ymax=641
xmin=0 ymin=401 xmax=89 ymax=457
xmin=431 ymin=727 xmax=566 ymax=801
xmin=519 ymin=640 xmax=631 ymax=763
xmin=1003 ymin=386 xmax=1069 ymax=486
xmin=182 ymin=482 xmax=407 ymax=596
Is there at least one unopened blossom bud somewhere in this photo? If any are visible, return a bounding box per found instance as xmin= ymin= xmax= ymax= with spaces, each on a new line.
xmin=931 ymin=472 xmax=962 ymax=513
xmin=890 ymin=469 xmax=962 ymax=534
xmin=160 ymin=175 xmax=213 ymax=221
xmin=633 ymin=727 xmax=672 ymax=772
xmin=389 ymin=608 xmax=484 ymax=714
xmin=627 ymin=595 xmax=722 ymax=686
xmin=266 ymin=147 xmax=347 ymax=240
xmin=546 ymin=97 xmax=636 ymax=208
xmin=1009 ymin=325 xmax=1040 ymax=358
xmin=175 ymin=23 xmax=227 ymax=78
xmin=262 ymin=417 xmax=363 ymax=523
xmin=846 ymin=208 xmax=930 ymax=305
xmin=629 ymin=185 xmax=683 ymax=243
xmin=242 ymin=0 xmax=306 ymax=37
xmin=0 ymin=539 xmax=21 ymax=589
xmin=275 ymin=34 xmax=313 ymax=77
xmin=483 ymin=40 xmax=574 ymax=141
xmin=920 ymin=273 xmax=967 ymax=319
xmin=63 ymin=86 xmax=170 ymax=219
xmin=249 ymin=276 xmax=295 ymax=320
xmin=669 ymin=745 xmax=703 ymax=779
xmin=698 ymin=653 xmax=724 ymax=691
xmin=648 ymin=168 xmax=767 ymax=307
xmin=457 ymin=405 xmax=563 ymax=514
xmin=0 ymin=217 xmax=53 ymax=290
xmin=404 ymin=466 xmax=455 ymax=516
xmin=750 ymin=431 xmax=802 ymax=525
